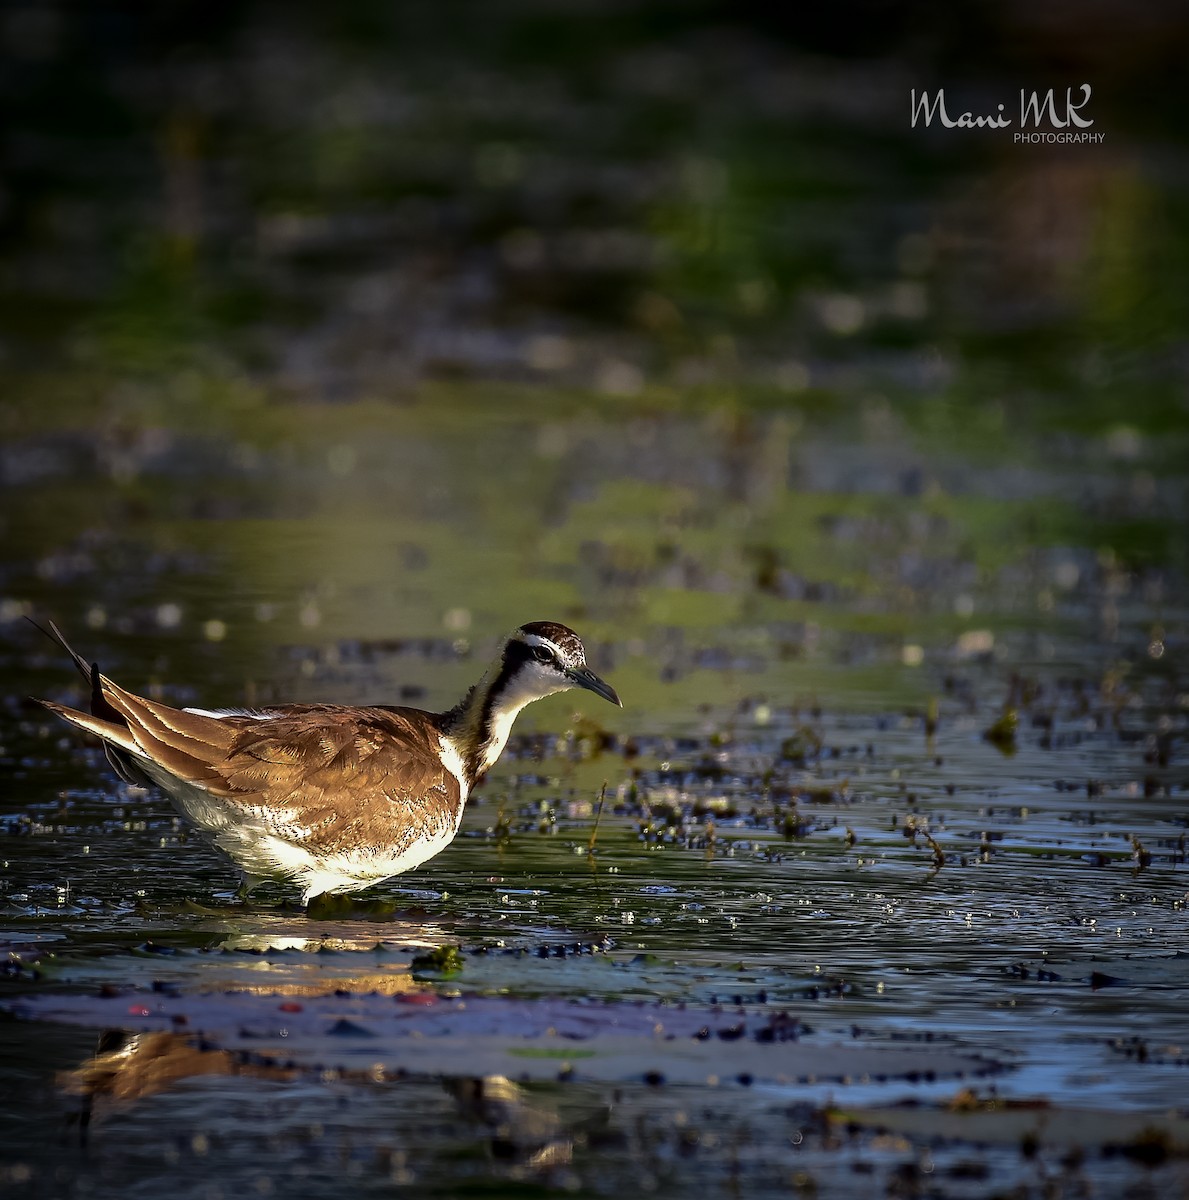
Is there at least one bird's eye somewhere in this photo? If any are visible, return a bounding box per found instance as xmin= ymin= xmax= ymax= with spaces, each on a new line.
xmin=532 ymin=645 xmax=553 ymax=664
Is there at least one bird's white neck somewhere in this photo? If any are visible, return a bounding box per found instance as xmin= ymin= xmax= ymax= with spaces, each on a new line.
xmin=440 ymin=655 xmax=568 ymax=786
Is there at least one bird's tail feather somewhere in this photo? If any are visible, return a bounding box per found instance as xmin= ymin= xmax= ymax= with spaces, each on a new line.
xmin=27 ymin=617 xmax=127 ymax=727
xmin=30 ymin=619 xmax=154 ymax=786
xmin=35 ymin=698 xmax=143 ymax=760
xmin=27 ymin=617 xmax=91 ymax=682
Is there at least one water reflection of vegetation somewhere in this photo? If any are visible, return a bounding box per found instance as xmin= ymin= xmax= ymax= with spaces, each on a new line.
xmin=2 ymin=7 xmax=1187 ymax=1196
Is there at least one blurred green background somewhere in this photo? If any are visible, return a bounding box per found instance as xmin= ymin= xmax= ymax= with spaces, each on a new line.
xmin=1 ymin=0 xmax=1185 ymax=719
xmin=2 ymin=10 xmax=1189 ymax=1195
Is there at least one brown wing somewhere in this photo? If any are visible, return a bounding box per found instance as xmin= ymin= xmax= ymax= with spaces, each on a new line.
xmin=212 ymin=706 xmax=463 ymax=857
xmin=48 ymin=675 xmax=462 ymax=857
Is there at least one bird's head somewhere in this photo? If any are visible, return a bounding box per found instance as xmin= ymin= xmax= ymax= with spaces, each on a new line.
xmin=447 ymin=620 xmax=621 ymax=784
xmin=497 ymin=621 xmax=621 ymax=708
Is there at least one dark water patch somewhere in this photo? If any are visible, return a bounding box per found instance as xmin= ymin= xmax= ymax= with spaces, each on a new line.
xmin=6 ymin=989 xmax=998 ymax=1091
xmin=0 ymin=37 xmax=1186 ymax=1190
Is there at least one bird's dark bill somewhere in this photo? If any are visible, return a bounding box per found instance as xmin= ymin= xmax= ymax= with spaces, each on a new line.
xmin=568 ymin=666 xmax=622 ymax=707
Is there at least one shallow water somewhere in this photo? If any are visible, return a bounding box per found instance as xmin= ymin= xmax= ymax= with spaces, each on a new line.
xmin=2 ymin=396 xmax=1187 ymax=1197
xmin=3 ymin=5 xmax=1189 ymax=1194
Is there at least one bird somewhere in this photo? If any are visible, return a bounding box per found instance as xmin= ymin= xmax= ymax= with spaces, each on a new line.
xmin=32 ymin=619 xmax=621 ymax=903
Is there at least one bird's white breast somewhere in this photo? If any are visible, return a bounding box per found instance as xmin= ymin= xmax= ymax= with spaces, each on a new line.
xmin=437 ymin=735 xmax=472 ymax=797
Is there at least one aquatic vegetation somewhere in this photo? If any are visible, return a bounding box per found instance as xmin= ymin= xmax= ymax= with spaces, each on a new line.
xmin=411 ymin=945 xmax=465 ymax=978
xmin=1 ymin=5 xmax=1187 ymax=1196
xmin=982 ymin=706 xmax=1019 ymax=755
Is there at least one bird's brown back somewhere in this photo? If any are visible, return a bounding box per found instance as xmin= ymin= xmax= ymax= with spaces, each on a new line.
xmin=88 ymin=678 xmax=464 ymax=858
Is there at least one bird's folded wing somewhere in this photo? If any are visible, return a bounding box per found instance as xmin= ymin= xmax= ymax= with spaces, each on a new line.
xmin=214 ymin=707 xmax=464 ymax=855
xmin=61 ymin=679 xmax=463 ymax=854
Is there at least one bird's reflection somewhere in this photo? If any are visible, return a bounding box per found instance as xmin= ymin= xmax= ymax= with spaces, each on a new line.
xmin=59 ymin=1029 xmax=298 ymax=1143
xmin=59 ymin=1029 xmax=610 ymax=1177
xmin=445 ymin=1074 xmax=576 ymax=1169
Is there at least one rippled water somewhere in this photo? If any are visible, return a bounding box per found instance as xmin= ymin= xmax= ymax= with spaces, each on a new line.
xmin=2 ymin=396 xmax=1187 ymax=1197
xmin=3 ymin=4 xmax=1189 ymax=1192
